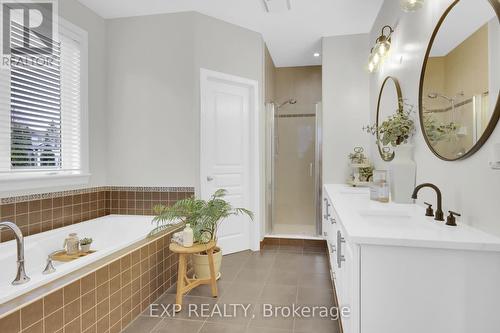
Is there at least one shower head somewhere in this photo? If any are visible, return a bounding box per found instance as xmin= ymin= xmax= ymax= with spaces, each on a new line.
xmin=427 ymin=92 xmax=453 ymax=102
xmin=277 ymin=99 xmax=297 ymax=109
xmin=428 ymin=92 xmax=464 ymax=103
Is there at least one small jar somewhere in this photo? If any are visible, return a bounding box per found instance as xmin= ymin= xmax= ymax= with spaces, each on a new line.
xmin=63 ymin=233 xmax=80 ymax=255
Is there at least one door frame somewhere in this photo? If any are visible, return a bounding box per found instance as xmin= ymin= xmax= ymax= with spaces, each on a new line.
xmin=200 ymin=68 xmax=261 ymax=252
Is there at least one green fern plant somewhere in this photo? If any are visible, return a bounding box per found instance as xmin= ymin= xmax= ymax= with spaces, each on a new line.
xmin=149 ymin=189 xmax=254 ymax=243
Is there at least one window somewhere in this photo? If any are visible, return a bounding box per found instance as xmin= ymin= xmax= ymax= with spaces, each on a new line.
xmin=0 ymin=17 xmax=89 ymax=190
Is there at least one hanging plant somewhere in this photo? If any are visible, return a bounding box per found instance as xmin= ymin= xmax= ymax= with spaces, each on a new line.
xmin=364 ymin=100 xmax=416 ymax=147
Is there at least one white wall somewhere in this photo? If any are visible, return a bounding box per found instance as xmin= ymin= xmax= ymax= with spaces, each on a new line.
xmin=370 ymin=0 xmax=500 ymax=236
xmin=106 ymin=12 xmax=196 ymax=187
xmin=106 ymin=12 xmax=264 ymax=190
xmin=322 ymin=34 xmax=371 ymax=184
xmin=59 ymin=0 xmax=108 ymax=187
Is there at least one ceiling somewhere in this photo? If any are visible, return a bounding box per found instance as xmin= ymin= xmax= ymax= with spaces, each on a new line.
xmin=76 ymin=0 xmax=384 ymax=67
xmin=431 ymin=0 xmax=496 ymax=57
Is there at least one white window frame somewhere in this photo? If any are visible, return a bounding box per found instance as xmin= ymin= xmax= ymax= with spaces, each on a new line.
xmin=0 ymin=17 xmax=90 ymax=191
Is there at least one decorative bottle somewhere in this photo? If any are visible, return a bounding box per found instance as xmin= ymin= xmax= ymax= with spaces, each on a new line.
xmin=182 ymin=224 xmax=194 ymax=247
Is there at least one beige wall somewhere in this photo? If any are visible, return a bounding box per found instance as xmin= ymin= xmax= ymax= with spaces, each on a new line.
xmin=424 ymin=24 xmax=490 ymax=158
xmin=272 ymin=66 xmax=321 ymax=227
xmin=444 ymin=24 xmax=489 ymax=99
xmin=265 ymin=46 xmax=276 ymax=103
xmin=275 ymin=66 xmax=322 ymax=114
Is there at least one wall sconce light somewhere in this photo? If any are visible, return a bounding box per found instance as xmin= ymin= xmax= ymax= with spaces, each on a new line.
xmin=368 ymin=48 xmax=379 ymax=73
xmin=368 ymin=25 xmax=394 ymax=73
xmin=400 ymin=0 xmax=424 ymax=12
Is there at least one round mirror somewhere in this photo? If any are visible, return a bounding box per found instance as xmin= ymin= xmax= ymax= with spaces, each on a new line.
xmin=376 ymin=76 xmax=403 ymax=161
xmin=419 ymin=0 xmax=500 ymax=161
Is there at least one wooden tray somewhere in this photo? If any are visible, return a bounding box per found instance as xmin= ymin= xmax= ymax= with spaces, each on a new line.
xmin=52 ymin=250 xmax=96 ymax=262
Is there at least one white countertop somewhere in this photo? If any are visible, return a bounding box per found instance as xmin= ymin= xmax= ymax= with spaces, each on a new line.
xmin=324 ymin=184 xmax=500 ymax=252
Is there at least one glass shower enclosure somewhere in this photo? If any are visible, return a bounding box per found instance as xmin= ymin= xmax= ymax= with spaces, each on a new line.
xmin=265 ymin=102 xmax=322 ymax=237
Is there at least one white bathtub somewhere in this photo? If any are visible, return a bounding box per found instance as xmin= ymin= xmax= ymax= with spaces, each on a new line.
xmin=0 ymin=215 xmax=164 ymax=304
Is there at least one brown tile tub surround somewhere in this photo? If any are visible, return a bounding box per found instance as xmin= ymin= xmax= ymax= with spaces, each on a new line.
xmin=0 ymin=187 xmax=194 ymax=243
xmin=0 ymin=232 xmax=180 ymax=333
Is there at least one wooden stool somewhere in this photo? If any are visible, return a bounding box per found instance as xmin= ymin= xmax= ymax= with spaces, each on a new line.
xmin=169 ymin=240 xmax=218 ymax=310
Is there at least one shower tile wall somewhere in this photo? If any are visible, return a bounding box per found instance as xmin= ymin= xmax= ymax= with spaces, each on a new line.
xmin=273 ymin=66 xmax=322 ymax=234
xmin=0 ymin=187 xmax=194 ymax=243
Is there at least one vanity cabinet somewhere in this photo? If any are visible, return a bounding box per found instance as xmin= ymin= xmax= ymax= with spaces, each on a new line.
xmin=322 ymin=184 xmax=500 ymax=333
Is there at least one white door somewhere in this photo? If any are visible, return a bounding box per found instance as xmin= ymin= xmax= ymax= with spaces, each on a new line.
xmin=200 ymin=69 xmax=258 ymax=254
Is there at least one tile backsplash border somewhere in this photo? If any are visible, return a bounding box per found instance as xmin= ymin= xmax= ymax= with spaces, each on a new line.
xmin=0 ymin=186 xmax=195 ymax=204
xmin=0 ymin=186 xmax=195 ymax=243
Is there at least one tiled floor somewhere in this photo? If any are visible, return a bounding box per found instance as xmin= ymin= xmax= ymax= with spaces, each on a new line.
xmin=123 ymin=244 xmax=340 ymax=333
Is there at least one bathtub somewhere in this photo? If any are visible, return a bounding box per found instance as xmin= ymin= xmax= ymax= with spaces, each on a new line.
xmin=0 ymin=215 xmax=169 ymax=304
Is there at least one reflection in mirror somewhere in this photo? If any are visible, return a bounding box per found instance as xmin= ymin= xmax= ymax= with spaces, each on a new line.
xmin=377 ymin=77 xmax=403 ymax=161
xmin=420 ymin=0 xmax=500 ymax=160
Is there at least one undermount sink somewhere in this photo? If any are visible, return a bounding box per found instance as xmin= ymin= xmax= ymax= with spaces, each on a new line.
xmin=358 ymin=209 xmax=412 ymax=221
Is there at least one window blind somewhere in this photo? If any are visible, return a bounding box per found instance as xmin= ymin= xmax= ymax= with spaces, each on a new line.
xmin=10 ymin=21 xmax=62 ymax=169
xmin=60 ymin=32 xmax=82 ymax=172
xmin=6 ymin=21 xmax=82 ymax=172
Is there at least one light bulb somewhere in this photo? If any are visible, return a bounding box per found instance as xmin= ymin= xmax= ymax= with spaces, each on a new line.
xmin=378 ymin=40 xmax=391 ymax=57
xmin=368 ymin=62 xmax=375 ymax=73
xmin=401 ymin=0 xmax=424 ymax=12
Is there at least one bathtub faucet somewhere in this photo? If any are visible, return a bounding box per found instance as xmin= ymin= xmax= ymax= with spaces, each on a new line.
xmin=0 ymin=222 xmax=30 ymax=285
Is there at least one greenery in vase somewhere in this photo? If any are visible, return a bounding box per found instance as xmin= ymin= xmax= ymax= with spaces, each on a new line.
xmin=364 ymin=100 xmax=416 ymax=147
xmin=80 ymin=238 xmax=93 ymax=246
xmin=150 ymin=189 xmax=254 ymax=243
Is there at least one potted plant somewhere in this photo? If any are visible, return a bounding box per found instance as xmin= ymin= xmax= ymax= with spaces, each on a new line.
xmin=151 ymin=189 xmax=253 ymax=279
xmin=80 ymin=238 xmax=93 ymax=253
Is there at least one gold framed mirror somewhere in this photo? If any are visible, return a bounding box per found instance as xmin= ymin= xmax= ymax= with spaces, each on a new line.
xmin=376 ymin=76 xmax=403 ymax=161
xmin=419 ymin=0 xmax=500 ymax=161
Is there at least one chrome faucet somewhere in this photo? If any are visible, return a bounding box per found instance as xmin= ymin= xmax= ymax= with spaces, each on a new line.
xmin=411 ymin=183 xmax=444 ymax=221
xmin=43 ymin=250 xmax=63 ymax=275
xmin=0 ymin=222 xmax=30 ymax=285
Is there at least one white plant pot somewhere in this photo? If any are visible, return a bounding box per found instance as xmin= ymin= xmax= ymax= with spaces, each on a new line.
xmin=80 ymin=244 xmax=91 ymax=253
xmin=192 ymin=247 xmax=222 ymax=280
xmin=390 ymin=144 xmax=417 ymax=204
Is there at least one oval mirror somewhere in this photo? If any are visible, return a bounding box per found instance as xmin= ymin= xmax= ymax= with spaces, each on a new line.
xmin=419 ymin=0 xmax=500 ymax=161
xmin=376 ymin=76 xmax=403 ymax=161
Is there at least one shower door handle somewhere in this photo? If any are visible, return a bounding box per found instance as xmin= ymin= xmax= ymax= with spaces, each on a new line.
xmin=309 ymin=163 xmax=313 ymax=177
xmin=207 ymin=176 xmax=214 ymax=182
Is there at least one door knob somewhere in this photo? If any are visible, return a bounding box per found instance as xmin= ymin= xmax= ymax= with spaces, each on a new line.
xmin=207 ymin=176 xmax=214 ymax=182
